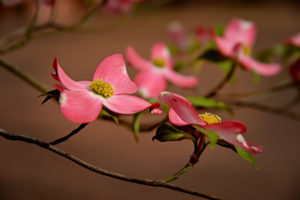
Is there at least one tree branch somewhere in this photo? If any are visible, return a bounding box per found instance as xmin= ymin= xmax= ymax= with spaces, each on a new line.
xmin=205 ymin=61 xmax=238 ymax=98
xmin=0 ymin=129 xmax=224 ymax=200
xmin=49 ymin=123 xmax=89 ymax=145
xmin=225 ymin=99 xmax=300 ymax=122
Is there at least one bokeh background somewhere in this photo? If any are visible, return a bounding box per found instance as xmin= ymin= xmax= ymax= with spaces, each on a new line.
xmin=1 ymin=0 xmax=300 ymax=199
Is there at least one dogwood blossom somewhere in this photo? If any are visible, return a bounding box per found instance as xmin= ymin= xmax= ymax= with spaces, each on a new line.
xmin=52 ymin=54 xmax=160 ymax=123
xmin=213 ymin=18 xmax=281 ymax=76
xmin=159 ymin=91 xmax=263 ymax=154
xmin=126 ymin=42 xmax=198 ymax=98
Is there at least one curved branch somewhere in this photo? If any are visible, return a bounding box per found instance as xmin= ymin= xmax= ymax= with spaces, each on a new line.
xmin=49 ymin=123 xmax=89 ymax=145
xmin=0 ymin=129 xmax=224 ymax=200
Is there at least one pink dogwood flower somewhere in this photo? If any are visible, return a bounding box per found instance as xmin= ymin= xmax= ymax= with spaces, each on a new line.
xmin=286 ymin=33 xmax=300 ymax=47
xmin=167 ymin=21 xmax=189 ymax=50
xmin=104 ymin=0 xmax=144 ymax=14
xmin=126 ymin=42 xmax=199 ymax=98
xmin=159 ymin=91 xmax=263 ymax=154
xmin=213 ymin=18 xmax=281 ymax=76
xmin=52 ymin=54 xmax=161 ymax=123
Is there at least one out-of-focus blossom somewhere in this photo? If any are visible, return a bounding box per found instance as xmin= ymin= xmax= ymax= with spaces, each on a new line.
xmin=286 ymin=33 xmax=300 ymax=47
xmin=167 ymin=21 xmax=189 ymax=50
xmin=126 ymin=42 xmax=198 ymax=98
xmin=104 ymin=0 xmax=144 ymax=14
xmin=289 ymin=58 xmax=300 ymax=83
xmin=159 ymin=91 xmax=263 ymax=154
xmin=213 ymin=18 xmax=281 ymax=76
xmin=195 ymin=26 xmax=211 ymax=44
xmin=52 ymin=54 xmax=161 ymax=123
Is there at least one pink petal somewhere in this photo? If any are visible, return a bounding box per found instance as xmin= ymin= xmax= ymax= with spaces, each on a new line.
xmin=134 ymin=70 xmax=166 ymax=98
xmin=59 ymin=89 xmax=103 ymax=123
xmin=150 ymin=42 xmax=173 ymax=69
xmin=169 ymin=108 xmax=190 ymax=126
xmin=54 ymin=58 xmax=83 ymax=90
xmin=203 ymin=120 xmax=247 ymax=136
xmin=203 ymin=120 xmax=262 ymax=153
xmin=164 ymin=69 xmax=198 ymax=88
xmin=225 ymin=18 xmax=257 ymax=47
xmin=238 ymin=54 xmax=281 ymax=76
xmin=167 ymin=21 xmax=188 ymax=49
xmin=159 ymin=92 xmax=205 ymax=126
xmin=126 ymin=46 xmax=152 ymax=71
xmin=287 ymin=33 xmax=300 ymax=47
xmin=213 ymin=35 xmax=236 ymax=57
xmin=103 ymin=94 xmax=154 ymax=114
xmin=93 ymin=54 xmax=137 ymax=95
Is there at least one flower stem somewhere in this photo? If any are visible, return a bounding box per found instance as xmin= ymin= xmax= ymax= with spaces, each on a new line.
xmin=205 ymin=60 xmax=238 ymax=98
xmin=49 ymin=123 xmax=89 ymax=145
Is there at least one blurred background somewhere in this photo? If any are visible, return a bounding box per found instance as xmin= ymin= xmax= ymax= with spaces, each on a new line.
xmin=1 ymin=0 xmax=300 ymax=199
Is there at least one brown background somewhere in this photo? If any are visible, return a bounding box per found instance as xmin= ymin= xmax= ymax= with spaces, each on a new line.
xmin=1 ymin=0 xmax=300 ymax=199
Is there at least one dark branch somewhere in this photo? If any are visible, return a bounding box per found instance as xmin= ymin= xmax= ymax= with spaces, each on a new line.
xmin=49 ymin=123 xmax=89 ymax=145
xmin=0 ymin=129 xmax=224 ymax=200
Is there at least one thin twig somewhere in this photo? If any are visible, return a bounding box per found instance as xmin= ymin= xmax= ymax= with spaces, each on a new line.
xmin=205 ymin=61 xmax=238 ymax=98
xmin=163 ymin=135 xmax=207 ymax=183
xmin=0 ymin=0 xmax=108 ymax=55
xmin=49 ymin=123 xmax=89 ymax=145
xmin=218 ymin=81 xmax=294 ymax=99
xmin=0 ymin=129 xmax=224 ymax=200
xmin=226 ymin=99 xmax=300 ymax=122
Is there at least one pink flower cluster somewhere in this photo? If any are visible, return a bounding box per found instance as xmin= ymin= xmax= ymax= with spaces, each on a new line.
xmin=49 ymin=17 xmax=300 ymax=155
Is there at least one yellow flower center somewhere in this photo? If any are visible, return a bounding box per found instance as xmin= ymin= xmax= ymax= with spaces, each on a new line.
xmin=199 ymin=112 xmax=222 ymax=125
xmin=153 ymin=58 xmax=166 ymax=68
xmin=243 ymin=45 xmax=252 ymax=56
xmin=89 ymin=78 xmax=114 ymax=98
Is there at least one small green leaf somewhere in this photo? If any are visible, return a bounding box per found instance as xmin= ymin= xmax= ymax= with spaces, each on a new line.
xmin=186 ymin=96 xmax=233 ymax=114
xmin=253 ymin=72 xmax=261 ymax=83
xmin=214 ymin=23 xmax=225 ymax=36
xmin=236 ymin=146 xmax=259 ymax=170
xmin=132 ymin=112 xmax=144 ymax=142
xmin=198 ymin=127 xmax=219 ymax=148
xmin=100 ymin=109 xmax=119 ymax=125
xmin=153 ymin=124 xmax=195 ymax=142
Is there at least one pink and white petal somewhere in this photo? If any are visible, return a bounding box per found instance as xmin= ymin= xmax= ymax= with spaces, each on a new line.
xmin=159 ymin=92 xmax=205 ymax=126
xmin=59 ymin=90 xmax=103 ymax=123
xmin=164 ymin=69 xmax=198 ymax=88
xmin=150 ymin=42 xmax=173 ymax=69
xmin=103 ymin=94 xmax=153 ymax=114
xmin=225 ymin=18 xmax=257 ymax=47
xmin=54 ymin=58 xmax=83 ymax=90
xmin=126 ymin=46 xmax=152 ymax=71
xmin=213 ymin=35 xmax=236 ymax=57
xmin=77 ymin=81 xmax=91 ymax=89
xmin=238 ymin=54 xmax=281 ymax=76
xmin=93 ymin=54 xmax=137 ymax=95
xmin=135 ymin=70 xmax=166 ymax=98
xmin=202 ymin=120 xmax=262 ymax=153
xmin=169 ymin=108 xmax=190 ymax=126
xmin=287 ymin=33 xmax=300 ymax=47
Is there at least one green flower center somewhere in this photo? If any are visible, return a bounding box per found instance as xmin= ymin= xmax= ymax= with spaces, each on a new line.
xmin=199 ymin=112 xmax=222 ymax=125
xmin=153 ymin=58 xmax=166 ymax=68
xmin=89 ymin=78 xmax=114 ymax=98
